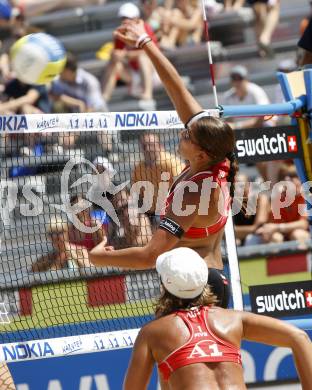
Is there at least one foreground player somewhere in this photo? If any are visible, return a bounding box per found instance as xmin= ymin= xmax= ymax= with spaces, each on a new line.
xmin=90 ymin=20 xmax=237 ymax=307
xmin=123 ymin=248 xmax=312 ymax=390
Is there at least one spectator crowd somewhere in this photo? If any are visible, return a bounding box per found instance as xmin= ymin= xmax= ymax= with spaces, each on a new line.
xmin=0 ymin=0 xmax=284 ymax=116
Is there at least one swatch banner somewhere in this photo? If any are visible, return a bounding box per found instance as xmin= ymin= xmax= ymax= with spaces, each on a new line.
xmin=249 ymin=280 xmax=312 ymax=318
xmin=235 ymin=125 xmax=303 ymax=163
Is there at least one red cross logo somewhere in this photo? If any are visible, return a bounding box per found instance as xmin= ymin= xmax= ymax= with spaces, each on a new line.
xmin=287 ymin=136 xmax=297 ymax=152
xmin=305 ymin=291 xmax=312 ymax=308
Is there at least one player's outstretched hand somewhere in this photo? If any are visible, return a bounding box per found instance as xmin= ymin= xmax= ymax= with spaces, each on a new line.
xmin=114 ymin=19 xmax=147 ymax=48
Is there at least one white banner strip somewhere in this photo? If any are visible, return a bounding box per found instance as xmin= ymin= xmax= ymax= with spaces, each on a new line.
xmin=0 ymin=109 xmax=220 ymax=134
xmin=0 ymin=328 xmax=140 ymax=363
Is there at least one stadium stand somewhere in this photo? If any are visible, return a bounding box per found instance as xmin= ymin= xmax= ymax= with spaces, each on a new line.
xmin=24 ymin=0 xmax=308 ymax=113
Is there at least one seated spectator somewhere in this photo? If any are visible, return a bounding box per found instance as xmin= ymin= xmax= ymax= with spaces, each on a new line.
xmin=0 ymin=14 xmax=39 ymax=84
xmin=11 ymin=0 xmax=106 ymax=18
xmin=223 ymin=65 xmax=271 ymax=130
xmin=102 ymin=3 xmax=157 ymax=110
xmin=131 ymin=132 xmax=185 ymax=229
xmin=159 ymin=0 xmax=203 ymax=49
xmin=0 ymin=77 xmax=51 ymax=164
xmin=31 ymin=217 xmax=91 ymax=272
xmin=0 ymin=77 xmax=51 ymax=114
xmin=107 ymin=189 xmax=152 ymax=249
xmin=51 ymin=53 xmax=107 ymax=113
xmin=247 ymin=0 xmax=280 ymax=58
xmin=31 ymin=197 xmax=107 ymax=272
xmin=233 ymin=174 xmax=269 ymax=246
xmin=51 ymin=53 xmax=111 ymax=152
xmin=140 ymin=0 xmax=165 ymax=40
xmin=223 ymin=65 xmax=276 ymax=182
xmin=67 ymin=194 xmax=108 ymax=249
xmin=256 ymin=165 xmax=309 ymax=244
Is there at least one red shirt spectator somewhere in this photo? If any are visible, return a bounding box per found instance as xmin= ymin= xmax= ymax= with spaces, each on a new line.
xmin=102 ymin=2 xmax=157 ymax=109
xmin=114 ymin=22 xmax=158 ymax=71
xmin=269 ymin=194 xmax=306 ymax=224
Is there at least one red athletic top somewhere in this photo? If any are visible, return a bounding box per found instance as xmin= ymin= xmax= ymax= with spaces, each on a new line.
xmin=158 ymin=306 xmax=242 ymax=381
xmin=161 ymin=160 xmax=231 ymax=239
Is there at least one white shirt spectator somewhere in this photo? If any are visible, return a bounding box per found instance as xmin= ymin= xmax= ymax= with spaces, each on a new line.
xmin=51 ymin=68 xmax=107 ymax=112
xmin=223 ymin=81 xmax=269 ymax=106
xmin=223 ymin=82 xmax=270 ymax=126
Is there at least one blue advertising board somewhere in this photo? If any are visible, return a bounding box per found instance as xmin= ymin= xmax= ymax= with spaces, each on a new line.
xmin=9 ymin=328 xmax=312 ymax=390
xmin=9 ymin=348 xmax=158 ymax=390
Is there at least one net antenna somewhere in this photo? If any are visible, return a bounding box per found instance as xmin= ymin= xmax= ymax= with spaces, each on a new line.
xmin=201 ymin=0 xmax=219 ymax=107
xmin=201 ymin=0 xmax=243 ymax=310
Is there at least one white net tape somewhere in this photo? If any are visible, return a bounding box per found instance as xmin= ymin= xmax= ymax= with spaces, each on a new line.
xmin=0 ymin=110 xmax=219 ymax=134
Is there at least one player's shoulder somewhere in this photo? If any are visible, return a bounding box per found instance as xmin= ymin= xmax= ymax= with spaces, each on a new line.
xmin=208 ymin=306 xmax=242 ymax=322
xmin=139 ymin=314 xmax=176 ymax=337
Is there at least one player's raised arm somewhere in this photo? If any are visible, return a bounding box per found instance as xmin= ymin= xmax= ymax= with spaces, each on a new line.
xmin=114 ymin=19 xmax=202 ymax=124
xmin=89 ymin=190 xmax=199 ymax=269
xmin=241 ymin=311 xmax=312 ymax=390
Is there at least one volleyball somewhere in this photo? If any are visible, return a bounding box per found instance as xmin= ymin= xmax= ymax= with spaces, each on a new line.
xmin=10 ymin=32 xmax=66 ymax=85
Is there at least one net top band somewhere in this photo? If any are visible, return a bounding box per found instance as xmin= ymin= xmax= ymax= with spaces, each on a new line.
xmin=0 ymin=110 xmax=220 ymax=134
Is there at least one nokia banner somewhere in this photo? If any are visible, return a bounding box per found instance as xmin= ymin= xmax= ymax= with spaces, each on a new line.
xmin=235 ymin=125 xmax=303 ymax=163
xmin=249 ymin=280 xmax=312 ymax=318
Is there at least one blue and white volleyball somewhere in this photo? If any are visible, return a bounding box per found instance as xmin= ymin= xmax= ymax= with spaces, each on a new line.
xmin=10 ymin=33 xmax=66 ymax=85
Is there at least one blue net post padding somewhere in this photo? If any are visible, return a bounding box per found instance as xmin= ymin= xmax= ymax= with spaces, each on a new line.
xmin=304 ymin=69 xmax=312 ymax=141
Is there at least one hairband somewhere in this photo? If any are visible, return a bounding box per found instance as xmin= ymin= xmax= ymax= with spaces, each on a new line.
xmin=185 ymin=111 xmax=214 ymax=129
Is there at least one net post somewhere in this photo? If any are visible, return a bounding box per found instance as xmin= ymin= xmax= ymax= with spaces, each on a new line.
xmin=225 ymin=215 xmax=243 ymax=310
xmin=304 ymin=69 xmax=312 ymax=141
xmin=278 ymin=70 xmax=312 ymax=235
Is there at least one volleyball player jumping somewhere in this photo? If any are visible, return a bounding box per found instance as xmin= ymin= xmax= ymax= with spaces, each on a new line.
xmin=90 ymin=20 xmax=237 ymax=308
xmin=124 ymin=248 xmax=312 ymax=390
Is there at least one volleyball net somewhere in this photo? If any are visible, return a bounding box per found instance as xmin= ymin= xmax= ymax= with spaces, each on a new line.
xmin=0 ymin=110 xmax=229 ymax=362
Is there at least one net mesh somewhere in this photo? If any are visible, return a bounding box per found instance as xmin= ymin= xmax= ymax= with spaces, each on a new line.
xmin=0 ymin=111 xmax=194 ymax=346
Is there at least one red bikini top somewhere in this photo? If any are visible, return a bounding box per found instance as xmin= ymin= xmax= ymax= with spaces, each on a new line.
xmin=161 ymin=160 xmax=231 ymax=239
xmin=158 ymin=306 xmax=242 ymax=381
